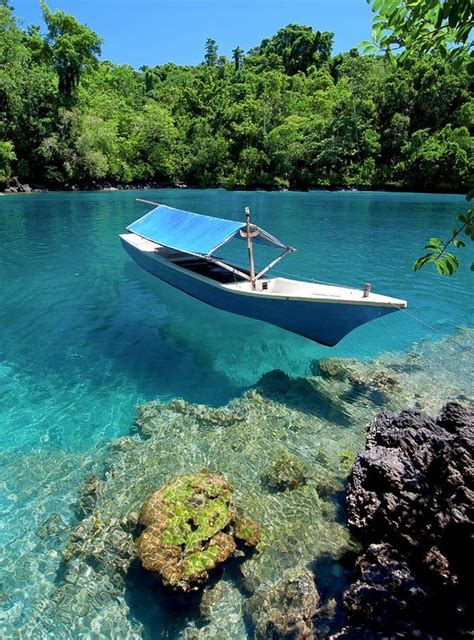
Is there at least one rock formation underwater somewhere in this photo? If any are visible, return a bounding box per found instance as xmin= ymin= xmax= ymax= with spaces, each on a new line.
xmin=26 ymin=328 xmax=473 ymax=639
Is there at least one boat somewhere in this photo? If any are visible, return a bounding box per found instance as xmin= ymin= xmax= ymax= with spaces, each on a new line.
xmin=120 ymin=199 xmax=407 ymax=346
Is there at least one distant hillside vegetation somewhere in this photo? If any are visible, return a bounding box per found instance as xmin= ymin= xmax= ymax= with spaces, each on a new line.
xmin=0 ymin=4 xmax=472 ymax=191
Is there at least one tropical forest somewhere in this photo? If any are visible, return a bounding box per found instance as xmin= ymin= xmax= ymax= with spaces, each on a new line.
xmin=0 ymin=1 xmax=472 ymax=193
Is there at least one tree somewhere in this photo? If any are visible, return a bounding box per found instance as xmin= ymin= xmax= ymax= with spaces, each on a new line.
xmin=366 ymin=0 xmax=474 ymax=274
xmin=252 ymin=24 xmax=334 ymax=75
xmin=232 ymin=46 xmax=244 ymax=71
xmin=265 ymin=115 xmax=308 ymax=187
xmin=204 ymin=38 xmax=218 ymax=66
xmin=41 ymin=1 xmax=102 ymax=99
xmin=0 ymin=140 xmax=16 ymax=182
xmin=402 ymin=125 xmax=473 ymax=192
xmin=128 ymin=102 xmax=180 ymax=182
xmin=0 ymin=4 xmax=470 ymax=200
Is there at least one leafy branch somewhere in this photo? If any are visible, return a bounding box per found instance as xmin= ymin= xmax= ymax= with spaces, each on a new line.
xmin=413 ymin=204 xmax=474 ymax=275
xmin=365 ymin=0 xmax=474 ymax=276
xmin=365 ymin=0 xmax=474 ymax=68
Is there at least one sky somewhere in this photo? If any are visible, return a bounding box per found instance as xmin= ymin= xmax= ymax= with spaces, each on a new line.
xmin=13 ymin=0 xmax=375 ymax=68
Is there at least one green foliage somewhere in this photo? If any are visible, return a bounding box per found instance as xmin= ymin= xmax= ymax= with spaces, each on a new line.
xmin=367 ymin=0 xmax=473 ymax=274
xmin=41 ymin=1 xmax=102 ymax=98
xmin=0 ymin=140 xmax=16 ymax=182
xmin=364 ymin=0 xmax=473 ymax=65
xmin=0 ymin=5 xmax=471 ymax=210
xmin=401 ymin=125 xmax=474 ymax=191
xmin=413 ymin=209 xmax=474 ymax=274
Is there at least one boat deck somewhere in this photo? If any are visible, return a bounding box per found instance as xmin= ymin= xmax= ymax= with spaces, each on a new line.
xmin=120 ymin=233 xmax=407 ymax=309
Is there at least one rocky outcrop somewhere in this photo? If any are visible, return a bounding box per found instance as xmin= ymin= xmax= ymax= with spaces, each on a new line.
xmin=136 ymin=472 xmax=259 ymax=592
xmin=338 ymin=402 xmax=474 ymax=638
xmin=246 ymin=569 xmax=320 ymax=640
xmin=2 ymin=176 xmax=36 ymax=193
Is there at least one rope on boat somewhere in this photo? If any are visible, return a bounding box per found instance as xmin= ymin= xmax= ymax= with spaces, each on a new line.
xmin=390 ymin=303 xmax=440 ymax=333
xmin=389 ymin=303 xmax=469 ymax=352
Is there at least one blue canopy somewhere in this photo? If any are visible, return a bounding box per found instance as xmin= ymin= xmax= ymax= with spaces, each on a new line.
xmin=127 ymin=204 xmax=288 ymax=256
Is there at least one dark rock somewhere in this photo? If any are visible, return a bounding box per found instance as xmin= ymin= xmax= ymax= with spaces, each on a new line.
xmin=246 ymin=569 xmax=320 ymax=639
xmin=339 ymin=402 xmax=474 ymax=639
xmin=29 ymin=182 xmax=48 ymax=191
xmin=342 ymin=543 xmax=430 ymax=633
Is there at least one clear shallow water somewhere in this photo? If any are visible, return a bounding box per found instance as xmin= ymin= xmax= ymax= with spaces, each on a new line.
xmin=0 ymin=189 xmax=472 ymax=636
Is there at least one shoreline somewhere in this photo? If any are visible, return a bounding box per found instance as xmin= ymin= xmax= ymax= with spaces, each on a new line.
xmin=0 ymin=182 xmax=468 ymax=197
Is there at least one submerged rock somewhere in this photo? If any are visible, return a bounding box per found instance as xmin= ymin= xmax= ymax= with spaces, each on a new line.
xmin=36 ymin=330 xmax=472 ymax=639
xmin=135 ymin=400 xmax=245 ymax=438
xmin=340 ymin=402 xmax=474 ymax=638
xmin=37 ymin=513 xmax=66 ymax=540
xmin=260 ymin=453 xmax=308 ymax=492
xmin=314 ymin=358 xmax=400 ymax=404
xmin=313 ymin=358 xmax=359 ymax=381
xmin=73 ymin=473 xmax=101 ymax=518
xmin=246 ymin=569 xmax=320 ymax=639
xmin=136 ymin=472 xmax=259 ymax=592
xmin=235 ymin=517 xmax=260 ymax=547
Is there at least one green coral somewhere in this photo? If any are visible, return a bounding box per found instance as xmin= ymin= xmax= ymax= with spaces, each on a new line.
xmin=235 ymin=518 xmax=260 ymax=546
xmin=187 ymin=498 xmax=231 ymax=549
xmin=260 ymin=453 xmax=308 ymax=492
xmin=183 ymin=546 xmax=221 ymax=578
xmin=339 ymin=450 xmax=357 ymax=473
xmin=136 ymin=471 xmax=259 ymax=591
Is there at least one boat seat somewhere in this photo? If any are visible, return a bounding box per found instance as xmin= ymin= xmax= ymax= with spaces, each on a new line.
xmin=160 ymin=250 xmax=196 ymax=263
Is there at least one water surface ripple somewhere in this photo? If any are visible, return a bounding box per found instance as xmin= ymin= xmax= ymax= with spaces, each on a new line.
xmin=0 ymin=189 xmax=472 ymax=637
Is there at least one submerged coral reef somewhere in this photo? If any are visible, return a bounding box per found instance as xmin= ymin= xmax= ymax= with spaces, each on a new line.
xmin=23 ymin=329 xmax=473 ymax=639
xmin=245 ymin=569 xmax=320 ymax=640
xmin=260 ymin=453 xmax=308 ymax=492
xmin=136 ymin=472 xmax=259 ymax=591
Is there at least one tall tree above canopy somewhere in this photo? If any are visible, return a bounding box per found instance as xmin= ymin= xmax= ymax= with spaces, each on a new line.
xmin=232 ymin=46 xmax=244 ymax=71
xmin=252 ymin=24 xmax=334 ymax=74
xmin=204 ymin=38 xmax=218 ymax=66
xmin=0 ymin=4 xmax=29 ymax=139
xmin=40 ymin=1 xmax=102 ymax=99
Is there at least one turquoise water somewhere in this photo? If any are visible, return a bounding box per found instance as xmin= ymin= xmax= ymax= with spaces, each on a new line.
xmin=0 ymin=189 xmax=472 ymax=636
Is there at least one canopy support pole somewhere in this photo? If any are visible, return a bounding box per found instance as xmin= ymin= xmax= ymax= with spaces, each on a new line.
xmin=245 ymin=207 xmax=256 ymax=289
xmin=205 ymin=256 xmax=252 ymax=281
xmin=255 ymin=247 xmax=295 ymax=280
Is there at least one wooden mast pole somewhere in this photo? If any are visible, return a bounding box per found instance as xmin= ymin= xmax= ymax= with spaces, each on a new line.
xmin=245 ymin=207 xmax=256 ymax=289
